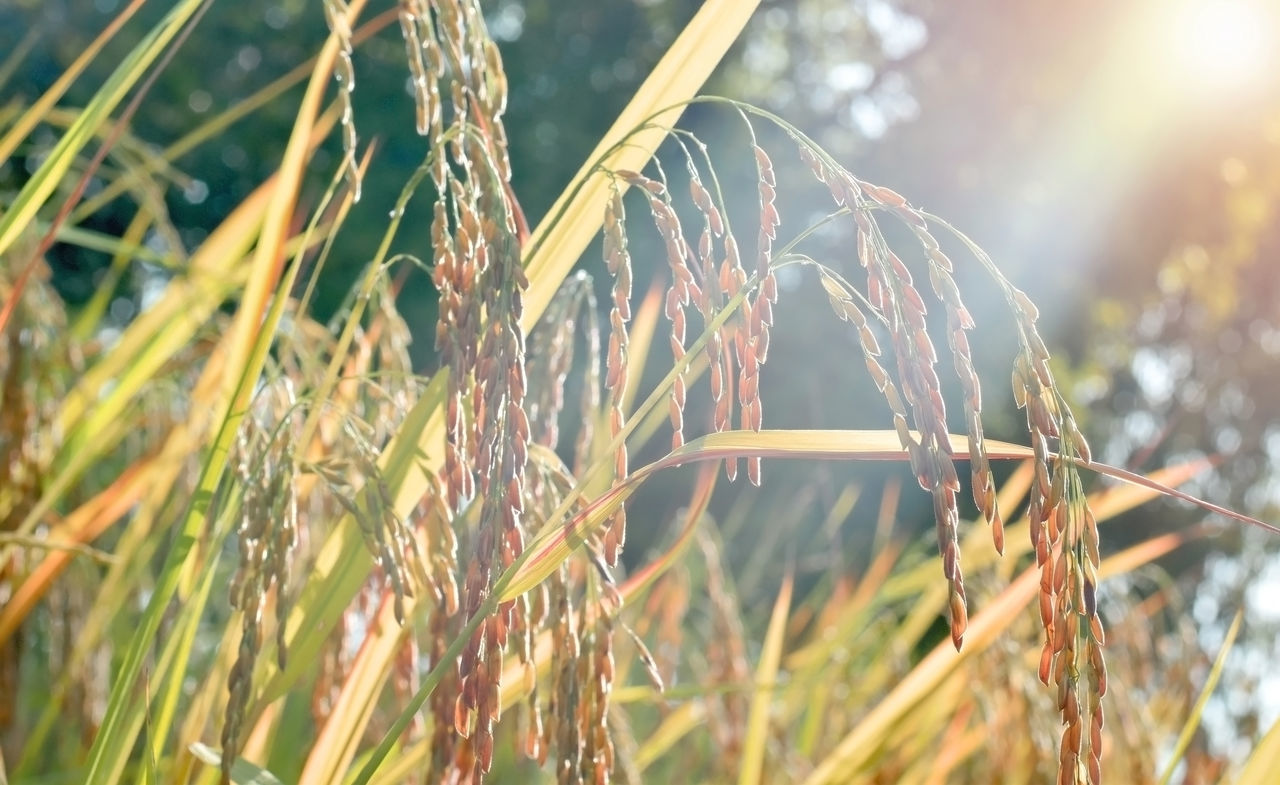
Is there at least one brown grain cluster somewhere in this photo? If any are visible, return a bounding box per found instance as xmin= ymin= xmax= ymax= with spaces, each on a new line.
xmin=519 ymin=275 xmax=631 ymax=782
xmin=295 ymin=7 xmax=1117 ymax=779
xmin=1009 ymin=312 xmax=1106 ymax=785
xmin=616 ymin=169 xmax=691 ymax=457
xmin=323 ymin=0 xmax=362 ymax=201
xmin=406 ymin=0 xmax=532 ymax=778
xmin=739 ymin=139 xmax=777 ymax=485
xmin=602 ymin=183 xmax=632 ymax=565
xmin=792 ymin=132 xmax=1105 ymax=781
xmin=398 ymin=0 xmax=442 ymax=137
xmin=217 ymin=4 xmax=535 ymax=780
xmin=223 ymin=385 xmax=300 ymax=778
xmin=215 ymin=259 xmax=427 ymax=777
xmin=613 ymin=124 xmax=776 ymax=489
xmin=528 ymin=275 xmax=607 ymax=545
xmin=798 ymin=141 xmax=976 ymax=649
xmin=574 ymin=578 xmax=620 ymax=785
xmin=587 ymin=121 xmax=1114 ymax=778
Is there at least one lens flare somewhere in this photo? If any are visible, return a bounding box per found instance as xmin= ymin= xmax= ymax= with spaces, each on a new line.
xmin=1169 ymin=0 xmax=1274 ymax=91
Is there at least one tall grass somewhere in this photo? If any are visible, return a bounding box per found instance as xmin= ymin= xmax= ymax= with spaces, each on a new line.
xmin=0 ymin=2 xmax=1275 ymax=784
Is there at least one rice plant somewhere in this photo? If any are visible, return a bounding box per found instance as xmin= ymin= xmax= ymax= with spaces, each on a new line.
xmin=1 ymin=2 xmax=1276 ymax=784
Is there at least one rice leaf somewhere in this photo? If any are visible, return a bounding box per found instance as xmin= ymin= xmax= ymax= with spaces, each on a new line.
xmin=0 ymin=0 xmax=203 ymax=260
xmin=189 ymin=743 xmax=285 ymax=785
xmin=519 ymin=0 xmax=761 ymax=332
xmin=1237 ymin=714 xmax=1280 ymax=785
xmin=738 ymin=566 xmax=793 ymax=785
xmin=1157 ymin=609 xmax=1242 ymax=785
xmin=800 ymin=531 xmax=1196 ymax=784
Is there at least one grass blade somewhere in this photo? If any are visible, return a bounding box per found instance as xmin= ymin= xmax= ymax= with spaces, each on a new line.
xmin=189 ymin=743 xmax=285 ymax=785
xmin=1237 ymin=714 xmax=1280 ymax=785
xmin=0 ymin=0 xmax=144 ymax=166
xmin=519 ymin=0 xmax=761 ymax=331
xmin=801 ymin=530 xmax=1196 ymax=784
xmin=274 ymin=5 xmax=762 ymax=745
xmin=0 ymin=0 xmax=202 ymax=261
xmin=738 ymin=566 xmax=793 ymax=785
xmin=80 ymin=6 xmax=364 ymax=777
xmin=1157 ymin=609 xmax=1243 ymax=785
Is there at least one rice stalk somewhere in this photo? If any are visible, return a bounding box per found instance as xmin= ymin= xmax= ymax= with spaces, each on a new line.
xmin=322 ymin=0 xmax=362 ymax=202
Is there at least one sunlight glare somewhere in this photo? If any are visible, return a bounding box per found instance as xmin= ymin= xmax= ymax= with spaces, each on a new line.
xmin=1169 ymin=0 xmax=1274 ymax=91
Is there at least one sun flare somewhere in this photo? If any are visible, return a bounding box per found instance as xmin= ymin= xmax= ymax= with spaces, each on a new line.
xmin=1169 ymin=0 xmax=1275 ymax=91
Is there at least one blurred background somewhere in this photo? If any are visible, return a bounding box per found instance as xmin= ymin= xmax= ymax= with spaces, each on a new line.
xmin=3 ymin=0 xmax=1279 ymax=771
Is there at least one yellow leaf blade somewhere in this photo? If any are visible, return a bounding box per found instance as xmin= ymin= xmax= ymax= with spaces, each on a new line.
xmin=739 ymin=567 xmax=793 ymax=785
xmin=801 ymin=530 xmax=1195 ymax=784
xmin=519 ymin=0 xmax=761 ymax=333
xmin=1238 ymin=713 xmax=1280 ymax=785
